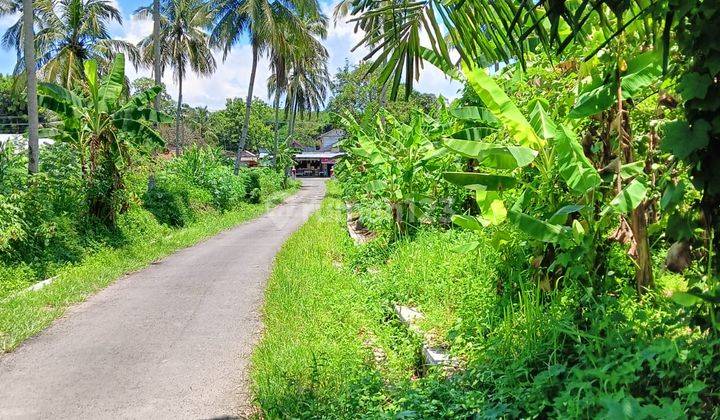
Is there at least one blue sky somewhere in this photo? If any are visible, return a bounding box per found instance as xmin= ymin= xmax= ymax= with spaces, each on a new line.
xmin=0 ymin=0 xmax=462 ymax=109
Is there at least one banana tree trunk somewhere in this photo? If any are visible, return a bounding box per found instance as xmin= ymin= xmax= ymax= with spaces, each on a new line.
xmin=23 ymin=0 xmax=39 ymax=174
xmin=175 ymin=69 xmax=183 ymax=156
xmin=152 ymin=0 xmax=161 ymax=114
xmin=615 ymin=52 xmax=653 ymax=292
xmin=234 ymin=43 xmax=258 ymax=175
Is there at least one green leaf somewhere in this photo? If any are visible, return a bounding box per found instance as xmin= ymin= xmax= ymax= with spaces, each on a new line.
xmin=662 ymin=119 xmax=710 ymax=160
xmin=463 ymin=66 xmax=544 ymax=150
xmin=529 ymin=100 xmax=558 ymax=140
xmin=450 ymin=106 xmax=499 ymax=126
xmin=569 ymin=52 xmax=661 ymax=119
xmin=508 ymin=210 xmax=566 ymax=243
xmin=671 ymin=291 xmax=702 ymax=307
xmin=554 ymin=125 xmax=601 ymax=193
xmin=660 ymin=181 xmax=686 ymax=212
xmin=443 ymin=172 xmax=518 ymax=191
xmin=451 ymin=214 xmax=488 ymax=231
xmin=443 ymin=139 xmax=537 ymax=169
xmin=112 ymin=118 xmax=164 ymax=146
xmin=572 ymin=220 xmax=586 ymax=242
xmin=678 ymin=72 xmax=712 ymax=100
xmin=367 ymin=180 xmax=385 ymax=191
xmin=568 ymin=80 xmax=615 ymax=119
xmin=485 ymin=199 xmax=507 ymax=225
xmin=620 ymin=161 xmax=645 ymax=180
xmin=129 ymin=85 xmax=162 ymax=108
xmin=420 ymin=46 xmax=462 ymax=80
xmin=99 ymin=54 xmax=126 ymax=107
xmin=621 ymin=51 xmax=662 ymax=98
xmin=548 ymin=204 xmax=584 ymax=225
xmin=451 ymin=241 xmax=480 ymax=253
xmin=116 ymin=108 xmax=173 ymax=124
xmin=608 ymin=179 xmax=647 ymax=214
xmin=450 ymin=127 xmax=496 ymax=141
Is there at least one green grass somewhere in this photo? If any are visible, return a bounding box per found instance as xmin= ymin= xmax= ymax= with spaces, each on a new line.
xmin=253 ymin=182 xmax=719 ymax=418
xmin=251 ymin=185 xmax=383 ymax=418
xmin=0 ymin=188 xmax=298 ymax=352
xmin=252 ymin=183 xmax=473 ymax=418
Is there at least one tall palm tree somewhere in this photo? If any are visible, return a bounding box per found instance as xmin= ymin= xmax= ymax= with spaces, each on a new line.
xmin=22 ymin=0 xmax=39 ymax=173
xmin=211 ymin=0 xmax=323 ymax=174
xmin=152 ymin=0 xmax=161 ymax=114
xmin=188 ymin=106 xmax=218 ymax=144
xmin=266 ymin=10 xmax=327 ymax=168
xmin=1 ymin=0 xmax=50 ymax=173
xmin=10 ymin=0 xmax=141 ymax=87
xmin=136 ymin=0 xmax=217 ymax=156
xmin=284 ymin=43 xmax=328 ymax=138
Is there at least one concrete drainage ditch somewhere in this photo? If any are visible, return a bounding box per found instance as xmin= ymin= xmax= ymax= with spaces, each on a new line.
xmin=394 ymin=304 xmax=458 ymax=373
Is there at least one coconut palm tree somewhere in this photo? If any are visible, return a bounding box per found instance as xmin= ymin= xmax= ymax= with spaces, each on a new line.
xmin=136 ymin=0 xmax=217 ymax=155
xmin=152 ymin=0 xmax=161 ymax=114
xmin=284 ymin=43 xmax=328 ymax=138
xmin=266 ymin=10 xmax=327 ymax=168
xmin=8 ymin=0 xmax=140 ymax=87
xmin=211 ymin=0 xmax=323 ymax=174
xmin=22 ymin=0 xmax=39 ymax=173
xmin=0 ymin=0 xmax=52 ymax=56
xmin=1 ymin=0 xmax=50 ymax=173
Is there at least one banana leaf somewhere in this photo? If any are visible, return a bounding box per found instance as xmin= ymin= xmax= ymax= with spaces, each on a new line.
xmin=444 ymin=172 xmax=518 ymax=191
xmin=444 ymin=138 xmax=537 ymax=169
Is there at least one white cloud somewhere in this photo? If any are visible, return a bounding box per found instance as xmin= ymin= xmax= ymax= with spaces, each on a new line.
xmin=121 ymin=13 xmax=272 ymax=110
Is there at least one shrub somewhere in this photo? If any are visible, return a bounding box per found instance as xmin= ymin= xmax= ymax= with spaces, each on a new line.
xmin=202 ymin=165 xmax=246 ymax=211
xmin=242 ymin=169 xmax=262 ymax=204
xmin=257 ymin=168 xmax=284 ymax=198
xmin=143 ymin=174 xmax=198 ymax=227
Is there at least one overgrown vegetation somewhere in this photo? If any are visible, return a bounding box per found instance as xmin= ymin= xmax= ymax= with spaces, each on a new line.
xmin=254 ymin=2 xmax=720 ymax=417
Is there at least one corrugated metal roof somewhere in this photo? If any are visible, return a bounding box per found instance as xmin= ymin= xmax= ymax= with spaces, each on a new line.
xmin=294 ymin=151 xmax=344 ymax=159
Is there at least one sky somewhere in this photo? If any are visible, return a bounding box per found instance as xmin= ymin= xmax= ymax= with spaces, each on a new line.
xmin=0 ymin=0 xmax=462 ymax=110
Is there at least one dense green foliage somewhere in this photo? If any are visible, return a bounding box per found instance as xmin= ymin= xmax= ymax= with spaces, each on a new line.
xmin=0 ymin=74 xmax=29 ymax=134
xmin=254 ymin=183 xmax=719 ymax=418
xmin=0 ymin=141 xmax=289 ymax=302
xmin=210 ymin=98 xmax=274 ymax=152
xmin=254 ymin=2 xmax=720 ymax=416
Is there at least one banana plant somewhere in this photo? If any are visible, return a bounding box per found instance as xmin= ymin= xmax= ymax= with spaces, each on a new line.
xmin=444 ymin=64 xmax=650 ymax=287
xmin=38 ymin=53 xmax=172 ymax=224
xmin=338 ymin=110 xmax=451 ymax=237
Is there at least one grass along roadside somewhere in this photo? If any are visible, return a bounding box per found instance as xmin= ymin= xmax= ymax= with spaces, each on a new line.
xmin=0 ymin=187 xmax=298 ymax=352
xmin=251 ymin=182 xmax=424 ymax=418
xmin=253 ymin=181 xmax=717 ymax=417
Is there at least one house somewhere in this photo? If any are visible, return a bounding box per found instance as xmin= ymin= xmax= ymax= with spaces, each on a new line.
xmin=293 ymin=129 xmax=345 ymax=177
xmin=222 ymin=149 xmax=260 ymax=166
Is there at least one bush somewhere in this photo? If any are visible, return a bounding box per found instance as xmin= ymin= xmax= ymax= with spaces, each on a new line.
xmin=242 ymin=169 xmax=262 ymax=204
xmin=143 ymin=174 xmax=199 ymax=227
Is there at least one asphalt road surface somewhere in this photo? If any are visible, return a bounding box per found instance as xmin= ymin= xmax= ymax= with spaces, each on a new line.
xmin=0 ymin=178 xmax=326 ymax=419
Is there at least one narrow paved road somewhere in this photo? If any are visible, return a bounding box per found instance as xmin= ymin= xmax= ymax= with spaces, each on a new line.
xmin=0 ymin=179 xmax=326 ymax=419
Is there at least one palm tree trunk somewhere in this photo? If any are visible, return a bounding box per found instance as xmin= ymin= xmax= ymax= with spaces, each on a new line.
xmin=175 ymin=70 xmax=183 ymax=156
xmin=234 ymin=43 xmax=259 ymax=175
xmin=152 ymin=0 xmax=161 ymax=113
xmin=288 ymin=87 xmax=298 ymax=138
xmin=23 ymin=0 xmax=39 ymax=174
xmin=272 ymin=90 xmax=281 ymax=169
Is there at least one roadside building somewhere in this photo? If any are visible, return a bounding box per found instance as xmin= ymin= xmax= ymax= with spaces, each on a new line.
xmin=292 ymin=129 xmax=344 ymax=177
